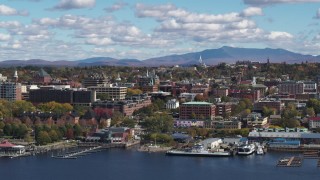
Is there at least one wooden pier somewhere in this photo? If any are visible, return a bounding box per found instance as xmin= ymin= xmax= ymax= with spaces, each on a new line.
xmin=277 ymin=156 xmax=303 ymax=167
xmin=52 ymin=146 xmax=102 ymax=159
xmin=303 ymin=151 xmax=320 ymax=159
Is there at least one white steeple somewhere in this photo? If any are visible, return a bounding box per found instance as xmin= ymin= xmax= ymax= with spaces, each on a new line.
xmin=199 ymin=55 xmax=207 ymax=68
xmin=14 ymin=70 xmax=18 ymax=78
xmin=199 ymin=55 xmax=203 ymax=64
xmin=116 ymin=73 xmax=121 ymax=81
xmin=13 ymin=70 xmax=18 ymax=82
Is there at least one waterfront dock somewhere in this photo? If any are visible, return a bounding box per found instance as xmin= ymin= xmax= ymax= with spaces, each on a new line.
xmin=277 ymin=157 xmax=303 ymax=167
xmin=52 ymin=146 xmax=102 ymax=159
xmin=303 ymin=151 xmax=319 ymax=159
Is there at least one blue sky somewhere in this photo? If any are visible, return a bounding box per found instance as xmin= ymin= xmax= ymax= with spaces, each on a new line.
xmin=0 ymin=0 xmax=320 ymax=61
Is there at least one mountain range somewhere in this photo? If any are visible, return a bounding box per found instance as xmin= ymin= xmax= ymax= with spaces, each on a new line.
xmin=0 ymin=46 xmax=319 ymax=67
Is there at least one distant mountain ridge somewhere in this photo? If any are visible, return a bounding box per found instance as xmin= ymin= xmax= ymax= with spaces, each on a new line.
xmin=0 ymin=46 xmax=319 ymax=67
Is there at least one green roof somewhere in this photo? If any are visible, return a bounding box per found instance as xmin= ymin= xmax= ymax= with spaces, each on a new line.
xmin=183 ymin=102 xmax=213 ymax=105
xmin=39 ymin=68 xmax=51 ymax=77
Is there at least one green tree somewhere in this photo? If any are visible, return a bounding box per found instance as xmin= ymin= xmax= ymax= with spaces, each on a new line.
xmin=16 ymin=124 xmax=28 ymax=139
xmin=121 ymin=118 xmax=136 ymax=128
xmin=49 ymin=130 xmax=59 ymax=142
xmin=73 ymin=124 xmax=83 ymax=137
xmin=37 ymin=131 xmax=51 ymax=145
xmin=143 ymin=113 xmax=173 ymax=133
xmin=11 ymin=100 xmax=36 ymax=117
xmin=3 ymin=123 xmax=12 ymax=136
xmin=111 ymin=111 xmax=124 ymax=127
xmin=305 ymin=107 xmax=315 ymax=117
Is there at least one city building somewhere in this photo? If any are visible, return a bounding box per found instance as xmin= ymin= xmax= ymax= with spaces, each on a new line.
xmin=29 ymin=89 xmax=93 ymax=106
xmin=166 ymin=99 xmax=179 ymax=109
xmin=88 ymin=85 xmax=127 ymax=101
xmin=243 ymin=112 xmax=268 ymax=128
xmin=229 ymin=89 xmax=261 ymax=102
xmin=0 ymin=82 xmax=22 ymax=101
xmin=179 ymin=93 xmax=198 ymax=102
xmin=254 ymin=98 xmax=284 ymax=113
xmin=92 ymin=95 xmax=152 ymax=117
xmin=33 ymin=68 xmax=51 ymax=84
xmin=278 ymin=81 xmax=304 ymax=95
xmin=82 ymin=73 xmax=108 ymax=88
xmin=86 ymin=127 xmax=133 ymax=143
xmin=0 ymin=74 xmax=7 ymax=82
xmin=308 ymin=117 xmax=320 ymax=129
xmin=179 ymin=102 xmax=215 ymax=120
xmin=174 ymin=119 xmax=205 ymax=127
xmin=208 ymin=120 xmax=242 ymax=130
xmin=137 ymin=70 xmax=159 ymax=87
xmin=212 ymin=87 xmax=229 ymax=97
xmin=215 ymin=102 xmax=232 ymax=118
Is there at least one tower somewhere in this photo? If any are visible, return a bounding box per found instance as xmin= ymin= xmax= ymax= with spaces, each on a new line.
xmin=13 ymin=69 xmax=18 ymax=82
xmin=199 ymin=55 xmax=207 ymax=68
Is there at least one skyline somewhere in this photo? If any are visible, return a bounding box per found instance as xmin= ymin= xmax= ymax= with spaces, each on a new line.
xmin=0 ymin=0 xmax=320 ymax=61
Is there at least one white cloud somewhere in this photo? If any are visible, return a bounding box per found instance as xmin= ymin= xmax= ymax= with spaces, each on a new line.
xmin=52 ymin=0 xmax=95 ymax=10
xmin=0 ymin=4 xmax=28 ymax=16
xmin=0 ymin=21 xmax=21 ymax=28
xmin=86 ymin=37 xmax=113 ymax=45
xmin=93 ymin=48 xmax=116 ymax=53
xmin=267 ymin=31 xmax=293 ymax=40
xmin=0 ymin=33 xmax=11 ymax=41
xmin=136 ymin=3 xmax=292 ymax=45
xmin=104 ymin=1 xmax=128 ymax=12
xmin=241 ymin=7 xmax=263 ymax=16
xmin=243 ymin=0 xmax=320 ymax=6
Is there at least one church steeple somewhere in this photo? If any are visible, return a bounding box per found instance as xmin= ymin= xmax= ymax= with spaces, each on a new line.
xmin=199 ymin=55 xmax=207 ymax=68
xmin=13 ymin=69 xmax=18 ymax=82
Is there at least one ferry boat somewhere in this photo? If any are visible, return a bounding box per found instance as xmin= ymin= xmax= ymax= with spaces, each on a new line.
xmin=166 ymin=144 xmax=233 ymax=157
xmin=237 ymin=144 xmax=255 ymax=155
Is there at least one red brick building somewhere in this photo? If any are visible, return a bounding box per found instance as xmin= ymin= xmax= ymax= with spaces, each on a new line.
xmin=215 ymin=102 xmax=232 ymax=118
xmin=179 ymin=102 xmax=215 ymax=120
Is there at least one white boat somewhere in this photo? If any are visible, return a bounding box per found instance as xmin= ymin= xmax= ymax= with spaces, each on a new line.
xmin=256 ymin=145 xmax=264 ymax=155
xmin=237 ymin=144 xmax=255 ymax=155
xmin=166 ymin=144 xmax=233 ymax=157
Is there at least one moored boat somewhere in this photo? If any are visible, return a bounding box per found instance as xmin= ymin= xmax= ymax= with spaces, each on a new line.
xmin=237 ymin=144 xmax=255 ymax=155
xmin=166 ymin=144 xmax=233 ymax=157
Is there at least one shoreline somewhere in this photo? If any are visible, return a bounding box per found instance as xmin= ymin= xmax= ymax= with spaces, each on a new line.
xmin=138 ymin=145 xmax=172 ymax=153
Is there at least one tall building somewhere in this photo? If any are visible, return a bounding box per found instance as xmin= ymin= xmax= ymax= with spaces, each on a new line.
xmin=87 ymin=86 xmax=127 ymax=100
xmin=82 ymin=73 xmax=108 ymax=88
xmin=215 ymin=102 xmax=232 ymax=118
xmin=29 ymin=89 xmax=93 ymax=106
xmin=0 ymin=74 xmax=7 ymax=82
xmin=278 ymin=81 xmax=304 ymax=95
xmin=179 ymin=102 xmax=215 ymax=120
xmin=0 ymin=82 xmax=22 ymax=101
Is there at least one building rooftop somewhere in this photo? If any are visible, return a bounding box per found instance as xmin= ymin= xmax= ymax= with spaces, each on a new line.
xmin=183 ymin=102 xmax=213 ymax=105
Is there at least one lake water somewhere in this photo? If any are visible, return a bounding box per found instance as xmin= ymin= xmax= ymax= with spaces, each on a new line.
xmin=0 ymin=148 xmax=319 ymax=180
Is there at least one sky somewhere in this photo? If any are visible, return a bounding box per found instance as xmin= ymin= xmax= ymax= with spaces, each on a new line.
xmin=0 ymin=0 xmax=320 ymax=61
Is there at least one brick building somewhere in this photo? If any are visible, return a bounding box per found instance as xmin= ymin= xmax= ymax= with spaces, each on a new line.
xmin=215 ymin=102 xmax=232 ymax=118
xmin=179 ymin=102 xmax=215 ymax=120
xmin=253 ymin=99 xmax=284 ymax=113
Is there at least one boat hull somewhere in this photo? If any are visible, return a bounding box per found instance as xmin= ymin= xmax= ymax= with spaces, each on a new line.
xmin=166 ymin=150 xmax=233 ymax=157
